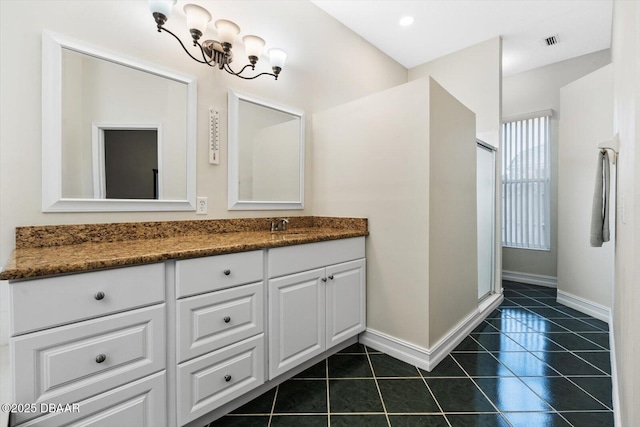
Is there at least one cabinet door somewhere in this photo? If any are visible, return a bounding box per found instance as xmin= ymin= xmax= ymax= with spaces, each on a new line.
xmin=326 ymin=259 xmax=366 ymax=348
xmin=268 ymin=268 xmax=325 ymax=379
xmin=18 ymin=372 xmax=166 ymax=427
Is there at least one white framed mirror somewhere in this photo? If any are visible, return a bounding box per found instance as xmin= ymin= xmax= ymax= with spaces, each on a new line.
xmin=228 ymin=90 xmax=305 ymax=210
xmin=42 ymin=31 xmax=197 ymax=212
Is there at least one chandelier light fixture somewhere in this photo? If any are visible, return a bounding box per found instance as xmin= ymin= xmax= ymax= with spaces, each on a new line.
xmin=148 ymin=0 xmax=287 ymax=80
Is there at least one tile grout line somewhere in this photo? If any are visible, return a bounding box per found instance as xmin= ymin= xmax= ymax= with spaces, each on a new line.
xmin=448 ymin=353 xmax=515 ymax=427
xmin=267 ymin=384 xmax=279 ymax=427
xmin=417 ymin=366 xmax=453 ymax=427
xmin=326 ymin=358 xmax=331 ymax=427
xmin=364 ymin=345 xmax=391 ymax=427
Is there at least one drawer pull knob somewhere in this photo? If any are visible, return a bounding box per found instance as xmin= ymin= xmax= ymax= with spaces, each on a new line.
xmin=224 ymin=316 xmax=231 ymax=323
xmin=95 ymin=354 xmax=107 ymax=364
xmin=94 ymin=292 xmax=105 ymax=300
xmin=223 ymin=269 xmax=231 ymax=276
xmin=328 ymin=275 xmax=334 ymax=280
xmin=224 ymin=375 xmax=232 ymax=382
xmin=322 ymin=278 xmax=327 ymax=283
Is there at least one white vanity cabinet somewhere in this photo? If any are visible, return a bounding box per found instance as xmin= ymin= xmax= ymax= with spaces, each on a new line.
xmin=8 ymin=263 xmax=167 ymax=426
xmin=6 ymin=235 xmax=366 ymax=427
xmin=267 ymin=237 xmax=366 ymax=379
xmin=174 ymin=250 xmax=265 ymax=426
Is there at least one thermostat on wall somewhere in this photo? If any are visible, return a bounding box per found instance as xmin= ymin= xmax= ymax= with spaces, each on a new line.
xmin=209 ymin=107 xmax=220 ymax=164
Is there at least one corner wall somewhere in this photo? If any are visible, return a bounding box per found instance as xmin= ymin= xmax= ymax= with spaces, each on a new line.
xmin=558 ymin=64 xmax=614 ymax=318
xmin=312 ymin=78 xmax=432 ymax=348
xmin=610 ymin=1 xmax=640 ymax=425
xmin=312 ymin=77 xmax=477 ymax=354
xmin=409 ymin=37 xmax=502 ymax=148
xmin=428 ymin=80 xmax=478 ymax=347
xmin=409 ymin=37 xmax=502 ymax=299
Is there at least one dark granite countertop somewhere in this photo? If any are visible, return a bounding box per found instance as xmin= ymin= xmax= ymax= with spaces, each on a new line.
xmin=0 ymin=217 xmax=368 ymax=281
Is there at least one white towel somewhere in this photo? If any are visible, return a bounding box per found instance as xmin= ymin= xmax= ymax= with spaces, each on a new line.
xmin=590 ymin=150 xmax=610 ymax=247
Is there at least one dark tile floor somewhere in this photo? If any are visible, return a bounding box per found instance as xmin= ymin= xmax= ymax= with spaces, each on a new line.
xmin=209 ymin=282 xmax=613 ymax=426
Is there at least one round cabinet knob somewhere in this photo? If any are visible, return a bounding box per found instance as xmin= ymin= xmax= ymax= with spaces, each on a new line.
xmin=223 ymin=269 xmax=231 ymax=276
xmin=223 ymin=316 xmax=231 ymax=323
xmin=95 ymin=354 xmax=107 ymax=364
xmin=94 ymin=291 xmax=105 ymax=301
xmin=328 ymin=275 xmax=334 ymax=280
xmin=224 ymin=375 xmax=232 ymax=382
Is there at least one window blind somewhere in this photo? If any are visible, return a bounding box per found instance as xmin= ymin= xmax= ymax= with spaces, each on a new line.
xmin=501 ymin=114 xmax=551 ymax=250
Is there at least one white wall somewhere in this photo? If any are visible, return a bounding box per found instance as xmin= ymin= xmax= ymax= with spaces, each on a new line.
xmin=409 ymin=37 xmax=502 ymax=148
xmin=427 ymin=80 xmax=478 ymax=346
xmin=0 ymin=0 xmax=408 ymax=346
xmin=502 ymin=50 xmax=611 ymax=279
xmin=312 ymin=77 xmax=477 ymax=351
xmin=312 ymin=78 xmax=432 ymax=347
xmin=409 ymin=37 xmax=502 ymax=298
xmin=610 ymin=1 xmax=640 ymax=425
xmin=558 ymin=64 xmax=614 ymax=313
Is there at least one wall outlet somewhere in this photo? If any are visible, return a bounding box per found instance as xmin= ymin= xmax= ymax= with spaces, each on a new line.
xmin=196 ymin=197 xmax=208 ymax=215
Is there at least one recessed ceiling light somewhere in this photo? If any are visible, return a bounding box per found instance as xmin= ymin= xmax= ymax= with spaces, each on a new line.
xmin=399 ymin=16 xmax=414 ymax=27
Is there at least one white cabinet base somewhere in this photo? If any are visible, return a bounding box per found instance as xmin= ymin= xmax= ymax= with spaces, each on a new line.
xmin=17 ymin=372 xmax=167 ymax=427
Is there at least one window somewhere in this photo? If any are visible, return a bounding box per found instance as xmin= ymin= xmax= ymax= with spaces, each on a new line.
xmin=501 ymin=111 xmax=551 ymax=250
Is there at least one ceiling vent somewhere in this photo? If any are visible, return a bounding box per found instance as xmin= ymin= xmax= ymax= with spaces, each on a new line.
xmin=544 ymin=35 xmax=559 ymax=46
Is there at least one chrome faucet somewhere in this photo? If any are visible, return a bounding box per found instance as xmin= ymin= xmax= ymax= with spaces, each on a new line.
xmin=270 ymin=218 xmax=290 ymax=232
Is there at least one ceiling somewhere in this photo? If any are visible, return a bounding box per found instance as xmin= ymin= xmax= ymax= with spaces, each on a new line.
xmin=310 ymin=0 xmax=613 ymax=76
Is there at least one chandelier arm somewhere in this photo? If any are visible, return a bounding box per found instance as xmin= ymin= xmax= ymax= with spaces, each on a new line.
xmin=223 ymin=65 xmax=278 ymax=80
xmin=158 ymin=26 xmax=212 ymax=66
xmin=225 ymin=63 xmax=255 ymax=76
xmin=224 ymin=63 xmax=276 ymax=80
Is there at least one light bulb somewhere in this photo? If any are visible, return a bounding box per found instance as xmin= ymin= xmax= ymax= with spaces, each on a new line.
xmin=184 ymin=4 xmax=211 ymax=41
xmin=268 ymin=48 xmax=287 ymax=70
xmin=149 ymin=0 xmax=176 ymax=26
xmin=215 ymin=19 xmax=241 ymax=48
xmin=149 ymin=0 xmax=176 ymax=17
xmin=243 ymin=35 xmax=265 ymax=64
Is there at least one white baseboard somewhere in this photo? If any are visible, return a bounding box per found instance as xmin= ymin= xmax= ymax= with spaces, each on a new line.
xmin=502 ymin=270 xmax=557 ymax=288
xmin=610 ymin=311 xmax=621 ymax=427
xmin=360 ymin=294 xmax=503 ymax=371
xmin=556 ymin=290 xmax=611 ymax=323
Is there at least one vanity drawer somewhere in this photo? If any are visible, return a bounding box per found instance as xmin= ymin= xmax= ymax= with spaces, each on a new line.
xmin=17 ymin=371 xmax=166 ymax=427
xmin=177 ymin=281 xmax=264 ymax=363
xmin=11 ymin=304 xmax=166 ymax=425
xmin=176 ymin=250 xmax=263 ymax=298
xmin=268 ymin=236 xmax=365 ymax=278
xmin=177 ymin=334 xmax=265 ymax=426
xmin=10 ymin=263 xmax=165 ymax=336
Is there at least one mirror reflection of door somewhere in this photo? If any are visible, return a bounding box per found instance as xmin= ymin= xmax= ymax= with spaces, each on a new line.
xmin=102 ymin=129 xmax=159 ymax=199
